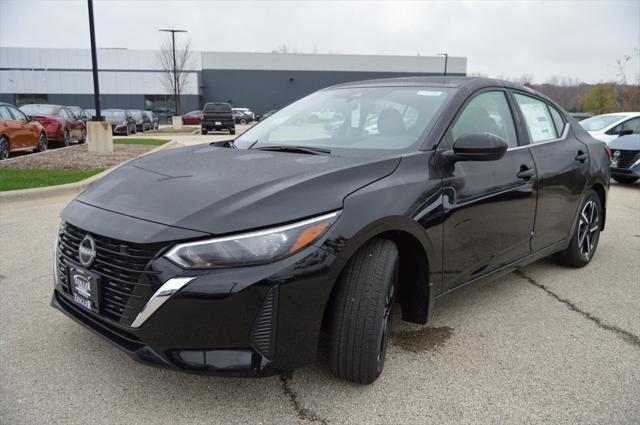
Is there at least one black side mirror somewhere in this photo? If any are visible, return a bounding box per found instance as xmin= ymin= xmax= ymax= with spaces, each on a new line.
xmin=444 ymin=133 xmax=509 ymax=162
xmin=618 ymin=129 xmax=633 ymax=136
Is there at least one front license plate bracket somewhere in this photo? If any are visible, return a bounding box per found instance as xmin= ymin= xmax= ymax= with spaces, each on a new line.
xmin=68 ymin=265 xmax=101 ymax=313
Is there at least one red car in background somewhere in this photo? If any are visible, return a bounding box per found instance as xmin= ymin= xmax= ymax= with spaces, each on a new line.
xmin=19 ymin=104 xmax=86 ymax=146
xmin=0 ymin=102 xmax=48 ymax=160
xmin=182 ymin=110 xmax=203 ymax=125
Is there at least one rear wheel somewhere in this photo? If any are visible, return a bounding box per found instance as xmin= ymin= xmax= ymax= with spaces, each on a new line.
xmin=63 ymin=130 xmax=70 ymax=147
xmin=240 ymin=118 xmax=247 ymax=125
xmin=78 ymin=129 xmax=86 ymax=144
xmin=201 ymin=128 xmax=208 ymax=135
xmin=613 ymin=176 xmax=638 ymax=185
xmin=0 ymin=136 xmax=10 ymax=160
xmin=328 ymin=238 xmax=399 ymax=384
xmin=554 ymin=190 xmax=601 ymax=267
xmin=229 ymin=128 xmax=236 ymax=135
xmin=36 ymin=132 xmax=47 ymax=152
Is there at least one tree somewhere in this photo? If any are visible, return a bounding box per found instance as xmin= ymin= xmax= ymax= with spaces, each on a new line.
xmin=582 ymin=84 xmax=619 ymax=114
xmin=156 ymin=37 xmax=193 ymax=115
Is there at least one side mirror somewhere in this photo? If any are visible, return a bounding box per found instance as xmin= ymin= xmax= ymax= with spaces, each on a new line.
xmin=618 ymin=129 xmax=633 ymax=137
xmin=444 ymin=133 xmax=509 ymax=162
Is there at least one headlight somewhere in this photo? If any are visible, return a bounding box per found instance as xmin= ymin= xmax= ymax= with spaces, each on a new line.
xmin=165 ymin=211 xmax=340 ymax=268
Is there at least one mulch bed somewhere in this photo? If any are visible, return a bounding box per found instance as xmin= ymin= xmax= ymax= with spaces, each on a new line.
xmin=0 ymin=144 xmax=155 ymax=171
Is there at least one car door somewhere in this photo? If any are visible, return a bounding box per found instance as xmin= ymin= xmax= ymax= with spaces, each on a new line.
xmin=440 ymin=89 xmax=538 ymax=291
xmin=0 ymin=105 xmax=23 ymax=149
xmin=64 ymin=107 xmax=81 ymax=140
xmin=8 ymin=106 xmax=38 ymax=149
xmin=511 ymin=92 xmax=590 ymax=251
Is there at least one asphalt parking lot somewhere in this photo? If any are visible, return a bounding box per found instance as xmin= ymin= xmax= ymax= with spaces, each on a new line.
xmin=1 ymin=172 xmax=638 ymax=423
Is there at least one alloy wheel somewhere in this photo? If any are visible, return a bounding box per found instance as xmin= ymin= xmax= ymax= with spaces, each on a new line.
xmin=0 ymin=137 xmax=9 ymax=160
xmin=578 ymin=200 xmax=599 ymax=260
xmin=376 ymin=269 xmax=397 ymax=373
xmin=39 ymin=133 xmax=47 ymax=151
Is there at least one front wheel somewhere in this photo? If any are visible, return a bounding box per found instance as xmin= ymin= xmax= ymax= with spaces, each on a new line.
xmin=328 ymin=238 xmax=399 ymax=384
xmin=36 ymin=132 xmax=47 ymax=152
xmin=613 ymin=176 xmax=638 ymax=185
xmin=554 ymin=190 xmax=601 ymax=267
xmin=63 ymin=130 xmax=70 ymax=147
xmin=201 ymin=128 xmax=208 ymax=135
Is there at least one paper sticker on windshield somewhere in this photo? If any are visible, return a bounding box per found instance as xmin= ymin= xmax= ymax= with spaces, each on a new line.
xmin=417 ymin=90 xmax=443 ymax=96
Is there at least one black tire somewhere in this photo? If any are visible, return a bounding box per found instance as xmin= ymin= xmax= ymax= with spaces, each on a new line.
xmin=36 ymin=132 xmax=47 ymax=152
xmin=78 ymin=129 xmax=86 ymax=144
xmin=125 ymin=125 xmax=130 ymax=136
xmin=240 ymin=118 xmax=247 ymax=125
xmin=201 ymin=128 xmax=208 ymax=135
xmin=328 ymin=238 xmax=399 ymax=384
xmin=554 ymin=190 xmax=601 ymax=268
xmin=613 ymin=176 xmax=638 ymax=185
xmin=0 ymin=136 xmax=10 ymax=160
xmin=229 ymin=128 xmax=236 ymax=135
xmin=63 ymin=130 xmax=70 ymax=147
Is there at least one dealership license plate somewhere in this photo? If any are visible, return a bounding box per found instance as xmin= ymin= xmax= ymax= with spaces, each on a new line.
xmin=68 ymin=265 xmax=100 ymax=312
xmin=215 ymin=121 xmax=222 ymax=125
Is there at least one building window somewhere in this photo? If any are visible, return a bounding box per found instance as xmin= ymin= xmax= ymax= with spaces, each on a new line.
xmin=145 ymin=95 xmax=175 ymax=124
xmin=15 ymin=94 xmax=48 ymax=106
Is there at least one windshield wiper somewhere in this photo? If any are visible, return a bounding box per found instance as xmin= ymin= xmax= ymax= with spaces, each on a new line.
xmin=253 ymin=145 xmax=331 ymax=155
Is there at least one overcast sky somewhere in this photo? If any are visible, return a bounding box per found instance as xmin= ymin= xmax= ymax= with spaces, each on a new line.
xmin=1 ymin=0 xmax=638 ymax=84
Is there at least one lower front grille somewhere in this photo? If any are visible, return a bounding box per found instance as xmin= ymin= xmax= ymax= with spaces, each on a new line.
xmin=57 ymin=222 xmax=166 ymax=326
xmin=616 ymin=149 xmax=639 ymax=169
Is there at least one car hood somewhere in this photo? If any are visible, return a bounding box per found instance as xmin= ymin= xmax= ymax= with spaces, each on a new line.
xmin=608 ymin=134 xmax=640 ymax=150
xmin=76 ymin=145 xmax=400 ymax=235
xmin=105 ymin=117 xmax=125 ymax=124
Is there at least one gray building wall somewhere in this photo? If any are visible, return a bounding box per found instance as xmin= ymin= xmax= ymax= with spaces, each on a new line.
xmin=201 ymin=69 xmax=463 ymax=115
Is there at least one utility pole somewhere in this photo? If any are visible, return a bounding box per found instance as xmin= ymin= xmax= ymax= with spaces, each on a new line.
xmin=437 ymin=53 xmax=448 ymax=76
xmin=159 ymin=29 xmax=187 ymax=115
xmin=87 ymin=0 xmax=103 ymax=120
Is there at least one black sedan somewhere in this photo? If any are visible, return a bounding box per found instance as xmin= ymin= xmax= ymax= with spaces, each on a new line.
xmin=52 ymin=77 xmax=610 ymax=384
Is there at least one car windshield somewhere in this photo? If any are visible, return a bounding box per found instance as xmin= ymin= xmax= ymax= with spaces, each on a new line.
xmin=235 ymin=87 xmax=451 ymax=153
xmin=20 ymin=105 xmax=58 ymax=116
xmin=579 ymin=115 xmax=626 ymax=131
xmin=130 ymin=111 xmax=142 ymax=119
xmin=104 ymin=110 xmax=125 ymax=118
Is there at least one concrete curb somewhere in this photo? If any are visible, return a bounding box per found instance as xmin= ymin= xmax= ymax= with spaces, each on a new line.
xmin=0 ymin=140 xmax=182 ymax=203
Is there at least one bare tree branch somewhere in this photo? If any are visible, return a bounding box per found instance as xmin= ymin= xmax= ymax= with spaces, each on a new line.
xmin=156 ymin=36 xmax=193 ymax=113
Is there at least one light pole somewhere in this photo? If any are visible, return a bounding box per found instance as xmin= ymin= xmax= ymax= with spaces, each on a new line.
xmin=437 ymin=53 xmax=448 ymax=76
xmin=159 ymin=29 xmax=187 ymax=116
xmin=88 ymin=0 xmax=103 ymax=120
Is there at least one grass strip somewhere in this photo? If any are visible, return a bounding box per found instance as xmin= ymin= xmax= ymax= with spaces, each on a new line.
xmin=0 ymin=168 xmax=105 ymax=191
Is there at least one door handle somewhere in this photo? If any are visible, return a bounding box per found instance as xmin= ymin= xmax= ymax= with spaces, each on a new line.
xmin=575 ymin=151 xmax=588 ymax=163
xmin=517 ymin=167 xmax=536 ymax=180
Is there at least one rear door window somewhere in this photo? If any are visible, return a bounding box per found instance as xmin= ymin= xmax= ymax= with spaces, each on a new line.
xmin=513 ymin=93 xmax=558 ymax=143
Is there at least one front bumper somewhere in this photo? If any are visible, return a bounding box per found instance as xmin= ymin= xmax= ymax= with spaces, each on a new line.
xmin=611 ymin=164 xmax=640 ymax=178
xmin=51 ymin=225 xmax=336 ymax=376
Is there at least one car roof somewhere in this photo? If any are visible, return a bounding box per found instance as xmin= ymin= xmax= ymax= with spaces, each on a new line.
xmin=590 ymin=112 xmax=640 ymax=118
xmin=325 ymin=76 xmax=536 ymax=91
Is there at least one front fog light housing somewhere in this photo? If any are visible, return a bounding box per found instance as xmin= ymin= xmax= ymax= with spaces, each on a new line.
xmin=165 ymin=211 xmax=340 ymax=269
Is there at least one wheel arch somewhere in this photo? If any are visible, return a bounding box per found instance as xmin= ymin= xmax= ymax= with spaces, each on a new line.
xmin=322 ymin=218 xmax=435 ymax=328
xmin=590 ymin=182 xmax=606 ymax=231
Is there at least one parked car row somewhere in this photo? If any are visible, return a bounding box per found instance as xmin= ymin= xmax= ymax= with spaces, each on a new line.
xmin=579 ymin=111 xmax=640 ymax=185
xmin=0 ymin=101 xmax=162 ymax=160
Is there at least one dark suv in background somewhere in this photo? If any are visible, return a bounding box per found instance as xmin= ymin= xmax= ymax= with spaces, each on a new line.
xmin=201 ymin=102 xmax=235 ymax=135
